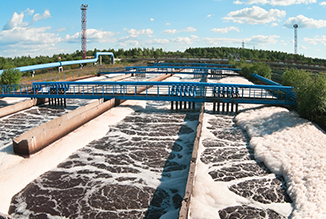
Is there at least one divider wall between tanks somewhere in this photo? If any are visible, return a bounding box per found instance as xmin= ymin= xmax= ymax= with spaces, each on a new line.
xmin=12 ymin=73 xmax=172 ymax=156
xmin=0 ymin=98 xmax=46 ymax=119
xmin=13 ymin=98 xmax=115 ymax=156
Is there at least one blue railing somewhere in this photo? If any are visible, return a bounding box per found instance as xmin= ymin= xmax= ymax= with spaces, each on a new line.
xmin=0 ymin=81 xmax=296 ymax=105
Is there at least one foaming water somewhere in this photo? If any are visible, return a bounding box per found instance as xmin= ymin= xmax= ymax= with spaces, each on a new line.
xmin=9 ymin=100 xmax=201 ymax=218
xmin=235 ymin=106 xmax=326 ymax=218
xmin=189 ymin=108 xmax=292 ymax=219
xmin=0 ymin=99 xmax=92 ymax=151
xmin=7 ymin=74 xmax=202 ymax=218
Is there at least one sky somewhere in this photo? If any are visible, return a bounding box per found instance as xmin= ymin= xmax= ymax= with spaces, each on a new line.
xmin=1 ymin=0 xmax=326 ymax=59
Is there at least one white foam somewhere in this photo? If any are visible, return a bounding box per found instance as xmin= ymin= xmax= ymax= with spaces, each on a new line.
xmin=236 ymin=106 xmax=326 ymax=218
xmin=0 ymin=100 xmax=147 ymax=213
xmin=0 ymin=73 xmax=189 ymax=214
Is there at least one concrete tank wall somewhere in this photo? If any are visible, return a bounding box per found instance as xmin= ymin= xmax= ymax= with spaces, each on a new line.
xmin=12 ymin=73 xmax=172 ymax=156
xmin=0 ymin=98 xmax=46 ymax=119
xmin=13 ymin=98 xmax=116 ymax=156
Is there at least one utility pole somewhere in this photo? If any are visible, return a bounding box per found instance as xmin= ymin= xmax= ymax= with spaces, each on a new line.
xmin=81 ymin=4 xmax=88 ymax=60
xmin=293 ymin=24 xmax=298 ymax=62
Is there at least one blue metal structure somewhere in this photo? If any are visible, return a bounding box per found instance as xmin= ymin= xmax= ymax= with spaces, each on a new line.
xmin=125 ymin=66 xmax=241 ymax=72
xmin=251 ymin=73 xmax=282 ymax=86
xmin=152 ymin=62 xmax=234 ymax=67
xmin=0 ymin=52 xmax=114 ymax=75
xmin=0 ymin=81 xmax=296 ymax=106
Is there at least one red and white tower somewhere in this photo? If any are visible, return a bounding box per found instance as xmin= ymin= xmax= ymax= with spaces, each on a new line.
xmin=81 ymin=4 xmax=88 ymax=60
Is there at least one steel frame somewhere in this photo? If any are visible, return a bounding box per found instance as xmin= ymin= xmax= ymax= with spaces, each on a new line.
xmin=0 ymin=81 xmax=296 ymax=106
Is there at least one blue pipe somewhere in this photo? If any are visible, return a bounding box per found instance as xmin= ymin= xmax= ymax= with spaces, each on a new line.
xmin=251 ymin=73 xmax=281 ymax=86
xmin=0 ymin=52 xmax=114 ymax=75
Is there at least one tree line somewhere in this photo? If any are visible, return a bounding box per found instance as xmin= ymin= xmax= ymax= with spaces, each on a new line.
xmin=1 ymin=47 xmax=326 ymax=70
xmin=1 ymin=46 xmax=325 ymax=127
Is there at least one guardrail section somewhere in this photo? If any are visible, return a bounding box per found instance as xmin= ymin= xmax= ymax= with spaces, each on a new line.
xmin=0 ymin=81 xmax=296 ymax=106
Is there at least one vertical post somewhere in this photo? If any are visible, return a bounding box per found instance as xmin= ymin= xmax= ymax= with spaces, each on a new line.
xmin=293 ymin=24 xmax=298 ymax=61
xmin=81 ymin=4 xmax=88 ymax=60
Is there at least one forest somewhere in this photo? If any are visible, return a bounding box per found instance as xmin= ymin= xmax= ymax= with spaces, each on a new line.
xmin=1 ymin=47 xmax=326 ymax=70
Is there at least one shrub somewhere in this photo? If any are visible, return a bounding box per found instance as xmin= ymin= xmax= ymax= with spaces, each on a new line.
xmin=251 ymin=62 xmax=271 ymax=79
xmin=283 ymin=68 xmax=326 ymax=121
xmin=0 ymin=67 xmax=22 ymax=85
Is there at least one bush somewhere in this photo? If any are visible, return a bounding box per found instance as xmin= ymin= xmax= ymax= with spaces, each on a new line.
xmin=0 ymin=67 xmax=22 ymax=85
xmin=251 ymin=62 xmax=271 ymax=79
xmin=296 ymin=76 xmax=326 ymax=121
xmin=283 ymin=68 xmax=326 ymax=121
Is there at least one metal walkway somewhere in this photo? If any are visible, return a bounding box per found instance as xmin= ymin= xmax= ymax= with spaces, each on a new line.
xmin=98 ymin=65 xmax=240 ymax=77
xmin=151 ymin=62 xmax=234 ymax=67
xmin=125 ymin=66 xmax=241 ymax=72
xmin=0 ymin=81 xmax=296 ymax=106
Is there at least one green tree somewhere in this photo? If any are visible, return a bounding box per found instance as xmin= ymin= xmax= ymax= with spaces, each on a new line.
xmin=283 ymin=68 xmax=326 ymax=121
xmin=0 ymin=67 xmax=22 ymax=85
xmin=251 ymin=62 xmax=271 ymax=79
xmin=296 ymin=75 xmax=326 ymax=121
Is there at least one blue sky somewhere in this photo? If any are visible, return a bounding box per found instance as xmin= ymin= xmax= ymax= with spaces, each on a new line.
xmin=1 ymin=0 xmax=326 ymax=59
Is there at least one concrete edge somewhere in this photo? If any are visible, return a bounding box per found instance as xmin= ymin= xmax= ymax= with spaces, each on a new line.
xmin=0 ymin=99 xmax=42 ymax=119
xmin=12 ymin=73 xmax=172 ymax=157
xmin=13 ymin=98 xmax=115 ymax=156
xmin=178 ymin=102 xmax=205 ymax=219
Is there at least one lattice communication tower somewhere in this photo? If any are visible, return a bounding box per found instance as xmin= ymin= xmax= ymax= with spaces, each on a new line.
xmin=81 ymin=4 xmax=88 ymax=60
xmin=293 ymin=24 xmax=298 ymax=55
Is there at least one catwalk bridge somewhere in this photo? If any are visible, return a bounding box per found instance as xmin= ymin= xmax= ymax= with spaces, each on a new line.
xmin=0 ymin=81 xmax=296 ymax=112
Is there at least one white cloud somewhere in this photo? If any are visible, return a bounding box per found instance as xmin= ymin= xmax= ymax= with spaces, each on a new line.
xmin=300 ymin=46 xmax=310 ymax=50
xmin=166 ymin=23 xmax=171 ymax=25
xmin=25 ymin=8 xmax=34 ymax=16
xmin=284 ymin=15 xmax=326 ymax=28
xmin=0 ymin=9 xmax=60 ymax=56
xmin=250 ymin=35 xmax=279 ymax=44
xmin=162 ymin=29 xmax=177 ymax=34
xmin=280 ymin=40 xmax=287 ymax=45
xmin=64 ymin=29 xmax=117 ymax=43
xmin=203 ymin=37 xmax=242 ymax=45
xmin=147 ymin=39 xmax=169 ymax=44
xmin=240 ymin=0 xmax=316 ymax=6
xmin=56 ymin=27 xmax=66 ymax=33
xmin=119 ymin=39 xmax=140 ymax=47
xmin=162 ymin=27 xmax=196 ymax=34
xmin=233 ymin=0 xmax=243 ymax=4
xmin=2 ymin=12 xmax=26 ymax=30
xmin=304 ymin=36 xmax=326 ymax=46
xmin=63 ymin=32 xmax=79 ymax=43
xmin=182 ymin=27 xmax=196 ymax=32
xmin=32 ymin=10 xmax=51 ymax=23
xmin=3 ymin=9 xmax=51 ymax=31
xmin=223 ymin=6 xmax=286 ymax=24
xmin=271 ymin=23 xmax=278 ymax=27
xmin=0 ymin=26 xmax=60 ymax=48
xmin=320 ymin=1 xmax=326 ymax=5
xmin=127 ymin=28 xmax=153 ymax=37
xmin=170 ymin=35 xmax=199 ymax=45
xmin=87 ymin=29 xmax=116 ymax=43
xmin=150 ymin=18 xmax=154 ymax=21
xmin=171 ymin=37 xmax=193 ymax=44
xmin=207 ymin=14 xmax=212 ymax=18
xmin=211 ymin=26 xmax=240 ymax=33
xmin=203 ymin=35 xmax=279 ymax=45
